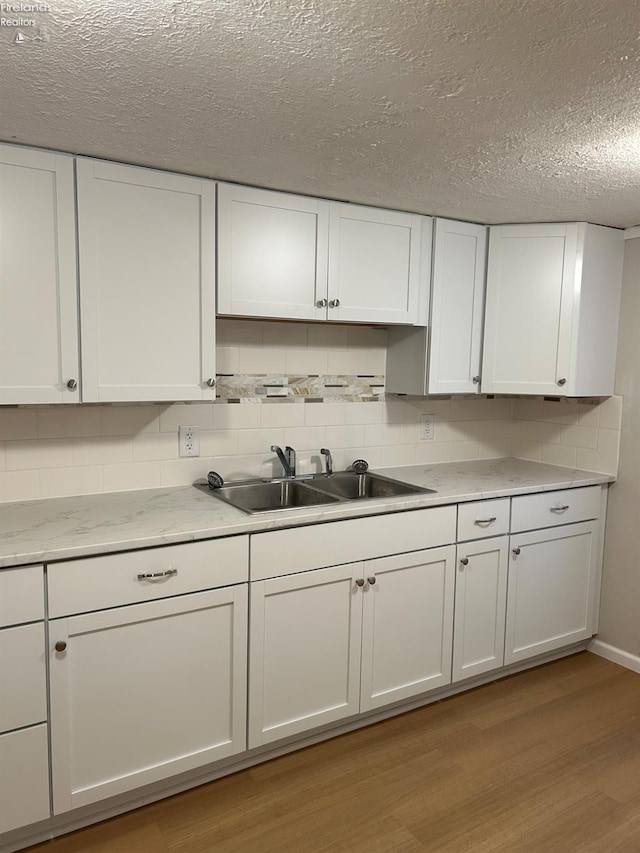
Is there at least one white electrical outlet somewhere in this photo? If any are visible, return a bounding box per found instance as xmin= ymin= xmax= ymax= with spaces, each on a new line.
xmin=419 ymin=414 xmax=435 ymax=440
xmin=178 ymin=425 xmax=200 ymax=457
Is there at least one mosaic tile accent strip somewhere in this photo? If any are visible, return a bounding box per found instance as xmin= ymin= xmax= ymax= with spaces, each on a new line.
xmin=215 ymin=374 xmax=385 ymax=402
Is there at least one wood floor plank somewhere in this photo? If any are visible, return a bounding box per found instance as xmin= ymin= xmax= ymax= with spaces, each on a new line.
xmin=30 ymin=653 xmax=640 ymax=853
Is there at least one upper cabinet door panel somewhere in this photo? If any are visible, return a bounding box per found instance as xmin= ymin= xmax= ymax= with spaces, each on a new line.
xmin=429 ymin=218 xmax=487 ymax=394
xmin=328 ymin=203 xmax=425 ymax=325
xmin=217 ymin=184 xmax=329 ymax=321
xmin=77 ymin=159 xmax=216 ymax=403
xmin=482 ymin=224 xmax=578 ymax=395
xmin=0 ymin=144 xmax=80 ymax=404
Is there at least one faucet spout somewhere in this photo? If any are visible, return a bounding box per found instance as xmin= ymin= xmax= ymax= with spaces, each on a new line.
xmin=271 ymin=445 xmax=295 ymax=478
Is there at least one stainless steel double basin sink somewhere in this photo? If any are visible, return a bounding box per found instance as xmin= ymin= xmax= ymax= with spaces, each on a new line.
xmin=197 ymin=471 xmax=435 ymax=515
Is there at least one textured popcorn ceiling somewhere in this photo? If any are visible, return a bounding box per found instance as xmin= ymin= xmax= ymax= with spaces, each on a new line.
xmin=2 ymin=0 xmax=640 ymax=226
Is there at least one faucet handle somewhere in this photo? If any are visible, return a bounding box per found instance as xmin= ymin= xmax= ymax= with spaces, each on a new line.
xmin=351 ymin=459 xmax=369 ymax=474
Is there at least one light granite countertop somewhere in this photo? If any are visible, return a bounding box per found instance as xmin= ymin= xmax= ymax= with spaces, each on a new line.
xmin=0 ymin=458 xmax=614 ymax=569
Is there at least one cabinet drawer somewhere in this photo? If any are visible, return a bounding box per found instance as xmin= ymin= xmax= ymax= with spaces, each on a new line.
xmin=0 ymin=623 xmax=47 ymax=734
xmin=0 ymin=565 xmax=44 ymax=627
xmin=251 ymin=506 xmax=456 ymax=580
xmin=48 ymin=536 xmax=249 ymax=618
xmin=0 ymin=724 xmax=50 ymax=833
xmin=457 ymin=499 xmax=510 ymax=541
xmin=510 ymin=486 xmax=601 ymax=533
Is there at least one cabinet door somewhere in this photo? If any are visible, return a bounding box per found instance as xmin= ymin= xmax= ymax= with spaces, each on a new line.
xmin=217 ymin=183 xmax=329 ymax=321
xmin=505 ymin=522 xmax=598 ymax=665
xmin=0 ymin=725 xmax=50 ymax=833
xmin=328 ymin=203 xmax=426 ymax=325
xmin=0 ymin=623 xmax=47 ymax=733
xmin=249 ymin=563 xmax=363 ymax=747
xmin=50 ymin=586 xmax=247 ymax=812
xmin=452 ymin=537 xmax=508 ymax=682
xmin=0 ymin=144 xmax=79 ymax=403
xmin=482 ymin=224 xmax=578 ymax=395
xmin=429 ymin=219 xmax=487 ymax=394
xmin=360 ymin=546 xmax=455 ymax=711
xmin=77 ymin=159 xmax=216 ymax=402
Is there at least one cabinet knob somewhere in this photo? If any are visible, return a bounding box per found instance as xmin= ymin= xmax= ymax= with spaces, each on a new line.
xmin=66 ymin=379 xmax=78 ymax=391
xmin=367 ymin=576 xmax=376 ymax=585
xmin=206 ymin=378 xmax=216 ymax=388
xmin=355 ymin=578 xmax=365 ymax=588
xmin=472 ymin=376 xmax=481 ymax=384
xmin=460 ymin=557 xmax=470 ymax=567
xmin=316 ymin=298 xmax=328 ymax=308
xmin=55 ymin=641 xmax=67 ymax=653
xmin=512 ymin=547 xmax=521 ymax=556
xmin=557 ymin=378 xmax=567 ymax=386
xmin=328 ymin=298 xmax=340 ymax=308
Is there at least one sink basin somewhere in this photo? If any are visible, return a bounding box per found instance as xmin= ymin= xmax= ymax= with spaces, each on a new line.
xmin=310 ymin=471 xmax=435 ymax=500
xmin=201 ymin=478 xmax=341 ymax=514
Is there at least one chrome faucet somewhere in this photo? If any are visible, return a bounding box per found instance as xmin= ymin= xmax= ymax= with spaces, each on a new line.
xmin=271 ymin=445 xmax=296 ymax=478
xmin=320 ymin=448 xmax=333 ymax=476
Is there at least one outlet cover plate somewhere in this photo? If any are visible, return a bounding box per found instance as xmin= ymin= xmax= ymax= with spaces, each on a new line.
xmin=419 ymin=414 xmax=435 ymax=441
xmin=179 ymin=425 xmax=200 ymax=457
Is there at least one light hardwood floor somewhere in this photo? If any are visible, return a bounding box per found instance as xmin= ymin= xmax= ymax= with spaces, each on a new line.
xmin=32 ymin=652 xmax=640 ymax=852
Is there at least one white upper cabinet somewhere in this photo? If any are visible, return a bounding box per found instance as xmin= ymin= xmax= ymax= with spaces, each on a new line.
xmin=77 ymin=159 xmax=216 ymax=402
xmin=327 ymin=203 xmax=427 ymax=325
xmin=0 ymin=144 xmax=80 ymax=404
xmin=217 ymin=183 xmax=428 ymax=325
xmin=385 ymin=217 xmax=486 ymax=395
xmin=217 ymin=184 xmax=330 ymax=321
xmin=482 ymin=223 xmax=624 ymax=396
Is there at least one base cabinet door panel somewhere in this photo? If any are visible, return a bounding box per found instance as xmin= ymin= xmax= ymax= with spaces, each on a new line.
xmin=0 ymin=725 xmax=50 ymax=833
xmin=360 ymin=546 xmax=455 ymax=711
xmin=50 ymin=586 xmax=248 ymax=813
xmin=249 ymin=564 xmax=363 ymax=748
xmin=453 ymin=537 xmax=508 ymax=682
xmin=505 ymin=522 xmax=598 ymax=665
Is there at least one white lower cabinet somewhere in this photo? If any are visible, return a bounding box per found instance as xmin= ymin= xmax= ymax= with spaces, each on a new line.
xmin=50 ymin=585 xmax=248 ymax=813
xmin=452 ymin=537 xmax=509 ymax=683
xmin=0 ymin=725 xmax=50 ymax=834
xmin=505 ymin=521 xmax=599 ymax=665
xmin=249 ymin=545 xmax=456 ymax=748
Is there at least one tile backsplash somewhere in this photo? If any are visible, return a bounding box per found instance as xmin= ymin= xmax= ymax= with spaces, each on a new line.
xmin=0 ymin=320 xmax=623 ymax=504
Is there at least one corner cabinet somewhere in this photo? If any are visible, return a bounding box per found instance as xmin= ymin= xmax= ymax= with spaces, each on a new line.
xmin=0 ymin=144 xmax=80 ymax=404
xmin=481 ymin=222 xmax=623 ymax=396
xmin=217 ymin=182 xmax=429 ymax=326
xmin=76 ymin=159 xmax=217 ymax=402
xmin=386 ymin=217 xmax=486 ymax=395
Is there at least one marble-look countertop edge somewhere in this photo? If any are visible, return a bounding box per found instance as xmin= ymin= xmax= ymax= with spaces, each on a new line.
xmin=0 ymin=459 xmax=614 ymax=570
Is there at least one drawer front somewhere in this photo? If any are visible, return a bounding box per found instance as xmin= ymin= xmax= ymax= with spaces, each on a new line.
xmin=0 ymin=623 xmax=47 ymax=734
xmin=250 ymin=506 xmax=456 ymax=581
xmin=0 ymin=565 xmax=44 ymax=627
xmin=510 ymin=486 xmax=601 ymax=534
xmin=48 ymin=536 xmax=249 ymax=618
xmin=0 ymin=724 xmax=50 ymax=833
xmin=457 ymin=498 xmax=510 ymax=541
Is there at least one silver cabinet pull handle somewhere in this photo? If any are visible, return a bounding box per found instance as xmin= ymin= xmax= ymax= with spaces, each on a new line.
xmin=367 ymin=577 xmax=376 ymax=585
xmin=472 ymin=376 xmax=481 ymax=384
xmin=137 ymin=568 xmax=178 ymax=581
xmin=460 ymin=557 xmax=469 ymax=566
xmin=206 ymin=378 xmax=216 ymax=388
xmin=550 ymin=505 xmax=570 ymax=512
xmin=66 ymin=378 xmax=78 ymax=390
xmin=355 ymin=578 xmax=365 ymax=588
xmin=474 ymin=517 xmax=497 ymax=525
xmin=328 ymin=298 xmax=340 ymax=308
xmin=316 ymin=298 xmax=328 ymax=308
xmin=512 ymin=547 xmax=521 ymax=556
xmin=557 ymin=378 xmax=567 ymax=386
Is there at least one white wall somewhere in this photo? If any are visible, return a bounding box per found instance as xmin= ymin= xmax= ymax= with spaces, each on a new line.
xmin=597 ymin=237 xmax=640 ymax=657
xmin=0 ymin=319 xmax=622 ymax=503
